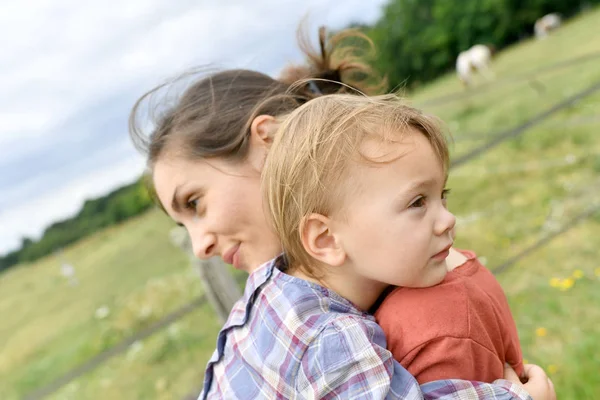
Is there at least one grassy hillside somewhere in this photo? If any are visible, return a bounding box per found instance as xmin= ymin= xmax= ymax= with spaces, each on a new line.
xmin=2 ymin=6 xmax=599 ymax=399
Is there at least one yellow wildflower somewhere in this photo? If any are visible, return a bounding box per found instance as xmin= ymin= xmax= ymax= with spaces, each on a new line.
xmin=547 ymin=364 xmax=559 ymax=374
xmin=559 ymin=278 xmax=575 ymax=291
xmin=155 ymin=378 xmax=168 ymax=392
xmin=572 ymin=270 xmax=584 ymax=279
xmin=536 ymin=327 xmax=547 ymax=337
xmin=595 ymin=267 xmax=600 ymax=277
xmin=549 ymin=277 xmax=561 ymax=288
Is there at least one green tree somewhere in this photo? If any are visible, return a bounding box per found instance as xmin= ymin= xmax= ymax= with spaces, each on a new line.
xmin=369 ymin=0 xmax=598 ymax=89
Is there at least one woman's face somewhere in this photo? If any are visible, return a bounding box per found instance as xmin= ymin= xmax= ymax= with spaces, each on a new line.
xmin=153 ymin=153 xmax=282 ymax=274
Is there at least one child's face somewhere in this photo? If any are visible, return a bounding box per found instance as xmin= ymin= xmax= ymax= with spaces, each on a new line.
xmin=331 ymin=130 xmax=456 ymax=288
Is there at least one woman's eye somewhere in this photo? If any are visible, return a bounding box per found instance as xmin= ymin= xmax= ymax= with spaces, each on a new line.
xmin=410 ymin=196 xmax=426 ymax=208
xmin=186 ymin=198 xmax=207 ymax=218
xmin=185 ymin=199 xmax=198 ymax=210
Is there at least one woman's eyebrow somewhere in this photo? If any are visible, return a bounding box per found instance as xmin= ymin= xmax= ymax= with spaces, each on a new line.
xmin=171 ymin=185 xmax=183 ymax=213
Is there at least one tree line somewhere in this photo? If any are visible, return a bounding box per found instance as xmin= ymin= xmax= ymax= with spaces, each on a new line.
xmin=0 ymin=179 xmax=153 ymax=272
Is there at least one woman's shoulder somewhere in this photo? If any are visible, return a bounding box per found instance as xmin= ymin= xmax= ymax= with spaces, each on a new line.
xmin=270 ymin=264 xmax=370 ymax=316
xmin=246 ymin=266 xmax=378 ymax=344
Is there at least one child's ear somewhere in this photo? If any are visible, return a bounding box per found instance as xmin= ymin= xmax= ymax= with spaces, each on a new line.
xmin=300 ymin=213 xmax=346 ymax=267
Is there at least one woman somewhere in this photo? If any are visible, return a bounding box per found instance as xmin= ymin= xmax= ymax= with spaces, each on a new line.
xmin=130 ymin=27 xmax=555 ymax=399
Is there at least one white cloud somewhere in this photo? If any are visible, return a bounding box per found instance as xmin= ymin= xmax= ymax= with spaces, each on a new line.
xmin=0 ymin=0 xmax=387 ymax=255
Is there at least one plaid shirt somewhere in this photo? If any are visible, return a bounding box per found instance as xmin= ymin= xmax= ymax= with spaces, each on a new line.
xmin=199 ymin=256 xmax=531 ymax=399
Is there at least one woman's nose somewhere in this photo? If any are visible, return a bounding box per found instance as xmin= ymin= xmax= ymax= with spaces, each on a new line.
xmin=190 ymin=228 xmax=217 ymax=260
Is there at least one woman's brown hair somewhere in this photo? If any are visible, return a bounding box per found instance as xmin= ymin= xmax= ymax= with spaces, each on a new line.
xmin=128 ymin=25 xmax=385 ymax=170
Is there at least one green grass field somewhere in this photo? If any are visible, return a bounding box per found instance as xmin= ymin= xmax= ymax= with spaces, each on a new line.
xmin=2 ymin=6 xmax=600 ymax=399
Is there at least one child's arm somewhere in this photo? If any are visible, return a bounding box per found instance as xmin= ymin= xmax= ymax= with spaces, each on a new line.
xmin=504 ymin=318 xmax=525 ymax=378
xmin=400 ymin=336 xmax=502 ymax=383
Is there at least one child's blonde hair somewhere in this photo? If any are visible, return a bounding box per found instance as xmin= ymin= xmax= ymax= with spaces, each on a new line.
xmin=263 ymin=94 xmax=450 ymax=277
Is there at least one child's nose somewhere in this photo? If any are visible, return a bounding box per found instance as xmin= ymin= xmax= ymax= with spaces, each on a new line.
xmin=435 ymin=207 xmax=456 ymax=236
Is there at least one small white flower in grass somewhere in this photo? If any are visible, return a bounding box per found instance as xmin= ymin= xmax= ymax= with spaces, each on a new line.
xmin=542 ymin=221 xmax=561 ymax=233
xmin=127 ymin=340 xmax=144 ymax=360
xmin=548 ymin=200 xmax=564 ymax=218
xmin=565 ymin=154 xmax=576 ymax=164
xmin=138 ymin=305 xmax=153 ymax=319
xmin=168 ymin=324 xmax=180 ymax=338
xmin=65 ymin=382 xmax=80 ymax=393
xmin=95 ymin=306 xmax=110 ymax=320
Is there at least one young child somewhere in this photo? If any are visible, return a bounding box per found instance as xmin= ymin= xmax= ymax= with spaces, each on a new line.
xmin=262 ymin=94 xmax=523 ymax=384
xmin=199 ymin=94 xmax=528 ymax=399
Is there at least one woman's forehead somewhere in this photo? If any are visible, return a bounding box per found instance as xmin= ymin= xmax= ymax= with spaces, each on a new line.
xmin=152 ymin=156 xmax=252 ymax=202
xmin=152 ymin=159 xmax=186 ymax=213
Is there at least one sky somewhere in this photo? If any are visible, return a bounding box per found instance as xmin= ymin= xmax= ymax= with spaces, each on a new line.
xmin=0 ymin=0 xmax=389 ymax=255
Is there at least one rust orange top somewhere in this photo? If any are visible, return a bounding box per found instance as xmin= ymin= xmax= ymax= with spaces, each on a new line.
xmin=375 ymin=250 xmax=524 ymax=384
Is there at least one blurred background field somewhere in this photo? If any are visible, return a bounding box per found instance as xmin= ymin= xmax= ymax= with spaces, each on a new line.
xmin=2 ymin=2 xmax=599 ymax=400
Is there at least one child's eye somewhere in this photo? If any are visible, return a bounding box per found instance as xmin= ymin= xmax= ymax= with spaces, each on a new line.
xmin=409 ymin=196 xmax=426 ymax=208
xmin=441 ymin=188 xmax=451 ymax=206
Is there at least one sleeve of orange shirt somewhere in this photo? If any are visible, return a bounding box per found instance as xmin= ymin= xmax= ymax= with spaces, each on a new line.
xmin=396 ymin=336 xmax=508 ymax=384
xmin=503 ymin=317 xmax=525 ymax=378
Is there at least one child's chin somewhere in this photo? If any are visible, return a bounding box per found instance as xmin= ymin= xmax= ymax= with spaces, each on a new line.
xmin=425 ymin=268 xmax=448 ymax=287
xmin=404 ymin=265 xmax=448 ymax=288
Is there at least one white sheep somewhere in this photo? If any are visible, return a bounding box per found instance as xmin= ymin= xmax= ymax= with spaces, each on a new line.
xmin=456 ymin=44 xmax=495 ymax=87
xmin=534 ymin=13 xmax=562 ymax=39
